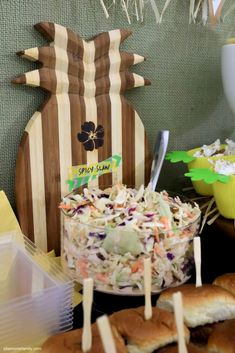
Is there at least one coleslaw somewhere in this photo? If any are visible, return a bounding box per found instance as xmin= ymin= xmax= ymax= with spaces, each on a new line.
xmin=193 ymin=138 xmax=235 ymax=158
xmin=60 ymin=184 xmax=201 ymax=294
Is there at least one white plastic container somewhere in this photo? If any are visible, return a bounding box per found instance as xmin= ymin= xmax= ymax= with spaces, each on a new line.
xmin=0 ymin=232 xmax=74 ymax=349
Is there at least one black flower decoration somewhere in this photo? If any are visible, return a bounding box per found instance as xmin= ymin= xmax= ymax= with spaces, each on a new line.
xmin=77 ymin=121 xmax=104 ymax=151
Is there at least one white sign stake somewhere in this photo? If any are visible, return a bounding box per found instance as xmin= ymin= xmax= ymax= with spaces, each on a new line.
xmin=97 ymin=315 xmax=117 ymax=353
xmin=173 ymin=292 xmax=188 ymax=353
xmin=82 ymin=278 xmax=94 ymax=352
xmin=144 ymin=257 xmax=152 ymax=320
xmin=193 ymin=237 xmax=202 ymax=288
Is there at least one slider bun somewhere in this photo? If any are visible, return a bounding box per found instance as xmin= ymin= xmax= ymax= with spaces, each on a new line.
xmin=157 ymin=343 xmax=208 ymax=353
xmin=189 ymin=323 xmax=219 ymax=345
xmin=213 ymin=273 xmax=235 ymax=297
xmin=157 ymin=284 xmax=235 ymax=328
xmin=41 ymin=322 xmax=127 ymax=353
xmin=110 ymin=306 xmax=190 ymax=353
xmin=207 ymin=318 xmax=235 ymax=353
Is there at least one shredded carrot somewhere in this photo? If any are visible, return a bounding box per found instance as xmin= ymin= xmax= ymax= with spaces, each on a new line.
xmin=96 ymin=273 xmax=108 ymax=283
xmin=77 ymin=260 xmax=88 ymax=278
xmin=183 ymin=207 xmax=193 ymax=218
xmin=58 ymin=203 xmax=72 ymax=210
xmin=131 ymin=260 xmax=143 ymax=273
xmin=153 ymin=227 xmax=160 ymax=242
xmin=154 ymin=244 xmax=165 ymax=257
xmin=160 ymin=216 xmax=170 ymax=230
xmin=114 ymin=203 xmax=124 ymax=209
xmin=79 ymin=200 xmax=91 ymax=206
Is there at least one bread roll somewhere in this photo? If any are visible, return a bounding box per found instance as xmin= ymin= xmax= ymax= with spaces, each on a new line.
xmin=157 ymin=284 xmax=235 ymax=327
xmin=213 ymin=273 xmax=235 ymax=297
xmin=158 ymin=343 xmax=208 ymax=353
xmin=207 ymin=318 xmax=235 ymax=353
xmin=110 ymin=306 xmax=190 ymax=353
xmin=41 ymin=322 xmax=127 ymax=353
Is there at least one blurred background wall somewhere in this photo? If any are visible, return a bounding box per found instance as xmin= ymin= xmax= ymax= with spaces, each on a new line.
xmin=1 ymin=0 xmax=235 ymax=206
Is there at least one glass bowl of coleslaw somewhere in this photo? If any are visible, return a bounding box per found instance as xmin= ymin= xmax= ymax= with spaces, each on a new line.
xmin=60 ymin=184 xmax=201 ymax=295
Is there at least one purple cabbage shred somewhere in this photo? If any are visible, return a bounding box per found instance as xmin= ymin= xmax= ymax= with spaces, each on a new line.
xmin=89 ymin=232 xmax=106 ymax=240
xmin=73 ymin=204 xmax=85 ymax=214
xmin=128 ymin=207 xmax=136 ymax=216
xmin=167 ymin=252 xmax=174 ymax=261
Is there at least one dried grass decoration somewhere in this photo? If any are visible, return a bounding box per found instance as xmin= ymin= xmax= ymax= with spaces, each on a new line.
xmin=99 ymin=0 xmax=234 ymax=25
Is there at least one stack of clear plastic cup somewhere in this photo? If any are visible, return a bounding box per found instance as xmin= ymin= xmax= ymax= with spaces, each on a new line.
xmin=0 ymin=232 xmax=74 ymax=350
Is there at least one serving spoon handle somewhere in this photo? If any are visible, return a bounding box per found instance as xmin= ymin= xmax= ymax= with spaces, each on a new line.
xmin=149 ymin=130 xmax=169 ymax=191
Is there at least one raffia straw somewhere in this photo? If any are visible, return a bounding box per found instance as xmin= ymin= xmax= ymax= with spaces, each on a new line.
xmin=208 ymin=0 xmax=226 ymax=25
xmin=149 ymin=0 xmax=161 ymax=23
xmin=121 ymin=0 xmax=132 ymax=23
xmin=126 ymin=0 xmax=139 ymax=21
xmin=199 ymin=200 xmax=212 ymax=210
xmin=100 ymin=0 xmax=110 ymax=18
xmin=207 ymin=211 xmax=220 ymax=225
xmin=214 ymin=0 xmax=226 ymax=23
xmin=182 ymin=186 xmax=194 ymax=192
xmin=189 ymin=0 xmax=196 ymax=24
xmin=202 ymin=0 xmax=208 ymax=24
xmin=134 ymin=0 xmax=140 ymax=21
xmin=191 ymin=196 xmax=210 ymax=201
xmin=199 ymin=197 xmax=215 ymax=233
xmin=204 ymin=206 xmax=218 ymax=218
xmin=139 ymin=0 xmax=144 ymax=22
xmin=159 ymin=0 xmax=174 ymax=23
xmin=222 ymin=2 xmax=235 ymax=21
xmin=193 ymin=0 xmax=203 ymax=21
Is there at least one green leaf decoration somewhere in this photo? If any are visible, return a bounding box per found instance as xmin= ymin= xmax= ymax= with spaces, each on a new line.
xmin=165 ymin=151 xmax=196 ymax=163
xmin=185 ymin=168 xmax=230 ymax=184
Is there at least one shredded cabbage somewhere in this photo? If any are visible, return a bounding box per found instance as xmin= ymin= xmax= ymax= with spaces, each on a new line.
xmin=61 ymin=184 xmax=200 ymax=294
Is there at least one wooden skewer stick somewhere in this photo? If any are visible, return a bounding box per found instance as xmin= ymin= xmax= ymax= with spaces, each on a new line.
xmin=193 ymin=236 xmax=202 ymax=288
xmin=82 ymin=278 xmax=94 ymax=352
xmin=144 ymin=257 xmax=152 ymax=320
xmin=97 ymin=315 xmax=117 ymax=353
xmin=173 ymin=292 xmax=188 ymax=353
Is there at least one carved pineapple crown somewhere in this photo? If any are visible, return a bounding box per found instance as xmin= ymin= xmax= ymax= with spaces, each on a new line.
xmin=12 ymin=22 xmax=150 ymax=96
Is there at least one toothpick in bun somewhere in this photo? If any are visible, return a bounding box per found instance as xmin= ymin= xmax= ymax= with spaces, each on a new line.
xmin=110 ymin=306 xmax=190 ymax=353
xmin=157 ymin=284 xmax=235 ymax=328
xmin=41 ymin=322 xmax=127 ymax=353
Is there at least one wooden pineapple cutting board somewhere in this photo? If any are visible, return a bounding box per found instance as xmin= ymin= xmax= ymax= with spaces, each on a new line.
xmin=13 ymin=22 xmax=152 ymax=255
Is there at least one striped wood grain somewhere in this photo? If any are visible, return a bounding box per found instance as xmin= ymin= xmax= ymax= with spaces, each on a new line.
xmin=13 ymin=22 xmax=152 ymax=254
